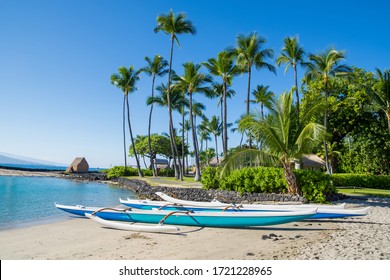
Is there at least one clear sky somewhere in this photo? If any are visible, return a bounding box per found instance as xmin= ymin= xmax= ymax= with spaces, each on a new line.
xmin=0 ymin=0 xmax=389 ymax=168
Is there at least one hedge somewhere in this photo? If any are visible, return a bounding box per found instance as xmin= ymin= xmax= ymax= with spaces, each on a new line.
xmin=332 ymin=174 xmax=390 ymax=189
xmin=201 ymin=166 xmax=336 ymax=203
xmin=106 ymin=166 xmax=174 ymax=179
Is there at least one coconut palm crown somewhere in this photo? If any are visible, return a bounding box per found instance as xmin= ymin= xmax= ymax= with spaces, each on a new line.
xmin=276 ymin=36 xmax=306 ymax=118
xmin=110 ymin=66 xmax=144 ymax=177
xmin=203 ymin=51 xmax=239 ymax=156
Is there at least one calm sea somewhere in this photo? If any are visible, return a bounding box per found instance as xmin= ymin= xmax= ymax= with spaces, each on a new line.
xmin=0 ymin=176 xmax=136 ymax=230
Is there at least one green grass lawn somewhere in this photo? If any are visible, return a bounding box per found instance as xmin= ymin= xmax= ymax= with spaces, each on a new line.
xmin=123 ymin=175 xmax=200 ymax=187
xmin=337 ymin=187 xmax=390 ymax=197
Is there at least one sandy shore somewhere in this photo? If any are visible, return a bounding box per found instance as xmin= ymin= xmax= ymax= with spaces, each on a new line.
xmin=0 ymin=196 xmax=389 ymax=260
xmin=0 ymin=168 xmax=63 ymax=177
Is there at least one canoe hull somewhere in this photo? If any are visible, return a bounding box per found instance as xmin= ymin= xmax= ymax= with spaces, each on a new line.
xmin=55 ymin=204 xmax=316 ymax=227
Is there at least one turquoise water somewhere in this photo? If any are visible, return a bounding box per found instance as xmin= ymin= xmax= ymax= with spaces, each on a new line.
xmin=0 ymin=176 xmax=136 ymax=230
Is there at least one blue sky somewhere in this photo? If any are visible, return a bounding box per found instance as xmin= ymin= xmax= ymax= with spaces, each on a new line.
xmin=0 ymin=0 xmax=389 ymax=168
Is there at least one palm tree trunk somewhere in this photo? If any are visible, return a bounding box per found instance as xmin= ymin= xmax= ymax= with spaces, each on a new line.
xmin=386 ymin=111 xmax=390 ymax=135
xmin=190 ymin=92 xmax=201 ymax=181
xmin=167 ymin=36 xmax=182 ymax=180
xmin=247 ymin=66 xmax=252 ymax=148
xmin=214 ymin=134 xmax=219 ymax=164
xmin=122 ymin=97 xmax=127 ymax=169
xmin=220 ymin=97 xmax=225 ymax=154
xmin=223 ymin=81 xmax=228 ymax=156
xmin=181 ymin=104 xmax=185 ymax=176
xmin=294 ymin=64 xmax=300 ymax=124
xmin=186 ymin=128 xmax=189 ymax=174
xmin=126 ymin=95 xmax=143 ymax=177
xmin=282 ymin=160 xmax=299 ymax=195
xmin=323 ymin=80 xmax=331 ymax=175
xmin=148 ymin=75 xmax=157 ymax=176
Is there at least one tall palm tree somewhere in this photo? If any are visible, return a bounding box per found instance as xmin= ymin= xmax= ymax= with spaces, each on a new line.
xmin=110 ymin=66 xmax=143 ymax=177
xmin=154 ymin=10 xmax=196 ymax=180
xmin=234 ymin=32 xmax=276 ymax=147
xmin=369 ymin=68 xmax=390 ymax=134
xmin=173 ymin=62 xmax=212 ymax=181
xmin=201 ymin=115 xmax=223 ymax=164
xmin=250 ymin=85 xmax=275 ymax=119
xmin=305 ymin=48 xmax=352 ymax=174
xmin=139 ymin=55 xmax=168 ymax=176
xmin=276 ymin=36 xmax=306 ymax=118
xmin=233 ymin=91 xmax=325 ymax=195
xmin=203 ymin=51 xmax=238 ymax=156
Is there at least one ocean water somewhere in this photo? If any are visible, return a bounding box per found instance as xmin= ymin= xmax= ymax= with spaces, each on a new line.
xmin=0 ymin=176 xmax=136 ymax=230
xmin=0 ymin=163 xmax=102 ymax=172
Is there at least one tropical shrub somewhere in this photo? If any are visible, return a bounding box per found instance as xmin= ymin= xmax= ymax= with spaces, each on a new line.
xmin=332 ymin=174 xmax=390 ymax=189
xmin=106 ymin=166 xmax=173 ymax=179
xmin=295 ymin=170 xmax=335 ymax=203
xmin=157 ymin=168 xmax=175 ymax=177
xmin=201 ymin=166 xmax=221 ymax=189
xmin=202 ymin=166 xmax=336 ymax=203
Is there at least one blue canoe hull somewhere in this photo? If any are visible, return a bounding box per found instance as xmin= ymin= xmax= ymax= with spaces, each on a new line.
xmin=55 ymin=204 xmax=315 ymax=227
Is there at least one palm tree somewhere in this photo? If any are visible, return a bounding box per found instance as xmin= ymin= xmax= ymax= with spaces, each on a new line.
xmin=173 ymin=62 xmax=212 ymax=181
xmin=154 ymin=10 xmax=196 ymax=180
xmin=233 ymin=91 xmax=325 ymax=195
xmin=276 ymin=36 xmax=306 ymax=118
xmin=198 ymin=118 xmax=212 ymax=152
xmin=212 ymin=83 xmax=235 ymax=135
xmin=201 ymin=115 xmax=223 ymax=164
xmin=250 ymin=85 xmax=275 ymax=119
xmin=369 ymin=68 xmax=390 ymax=134
xmin=139 ymin=55 xmax=168 ymax=176
xmin=110 ymin=66 xmax=143 ymax=177
xmin=234 ymin=32 xmax=276 ymax=147
xmin=305 ymin=48 xmax=352 ymax=174
xmin=147 ymin=83 xmax=187 ymax=172
xmin=203 ymin=51 xmax=238 ymax=156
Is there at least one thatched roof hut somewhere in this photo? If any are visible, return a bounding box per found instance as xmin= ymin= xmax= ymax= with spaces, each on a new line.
xmin=66 ymin=157 xmax=89 ymax=173
xmin=301 ymin=154 xmax=325 ymax=171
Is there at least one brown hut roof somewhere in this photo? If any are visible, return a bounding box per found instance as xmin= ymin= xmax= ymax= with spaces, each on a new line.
xmin=66 ymin=157 xmax=89 ymax=173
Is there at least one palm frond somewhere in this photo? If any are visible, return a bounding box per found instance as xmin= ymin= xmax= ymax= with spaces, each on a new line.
xmin=220 ymin=148 xmax=278 ymax=178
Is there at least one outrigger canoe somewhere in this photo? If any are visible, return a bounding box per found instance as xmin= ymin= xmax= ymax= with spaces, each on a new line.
xmin=55 ymin=203 xmax=317 ymax=228
xmin=118 ymin=192 xmax=370 ymax=219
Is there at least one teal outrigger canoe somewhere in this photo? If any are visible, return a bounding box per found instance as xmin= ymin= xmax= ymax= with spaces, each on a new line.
xmin=55 ymin=203 xmax=317 ymax=228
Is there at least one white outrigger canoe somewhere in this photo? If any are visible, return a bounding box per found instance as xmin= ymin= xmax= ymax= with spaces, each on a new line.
xmin=119 ymin=192 xmax=370 ymax=219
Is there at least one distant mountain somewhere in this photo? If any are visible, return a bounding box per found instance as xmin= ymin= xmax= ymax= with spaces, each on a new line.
xmin=0 ymin=152 xmax=64 ymax=167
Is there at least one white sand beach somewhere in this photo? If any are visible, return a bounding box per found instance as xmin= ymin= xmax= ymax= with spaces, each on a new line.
xmin=0 ymin=196 xmax=388 ymax=260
